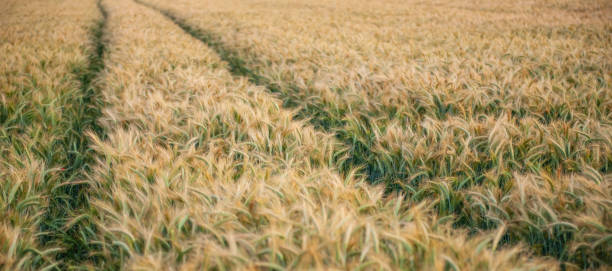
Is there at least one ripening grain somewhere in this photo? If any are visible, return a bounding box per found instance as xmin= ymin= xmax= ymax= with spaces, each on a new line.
xmin=0 ymin=0 xmax=101 ymax=269
xmin=2 ymin=0 xmax=610 ymax=269
xmin=143 ymin=0 xmax=612 ymax=268
xmin=81 ymin=0 xmax=559 ymax=269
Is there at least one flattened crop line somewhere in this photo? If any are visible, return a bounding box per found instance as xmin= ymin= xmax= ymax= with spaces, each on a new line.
xmin=138 ymin=1 xmax=345 ymax=131
xmin=134 ymin=0 xmax=393 ymax=184
xmin=134 ymin=0 xmax=453 ymax=191
xmin=133 ymin=1 xmax=274 ymax=89
xmin=39 ymin=0 xmax=108 ymax=267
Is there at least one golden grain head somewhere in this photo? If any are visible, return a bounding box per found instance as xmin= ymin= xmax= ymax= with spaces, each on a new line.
xmin=1 ymin=0 xmax=610 ymax=270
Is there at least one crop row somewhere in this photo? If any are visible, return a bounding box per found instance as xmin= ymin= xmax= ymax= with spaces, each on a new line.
xmin=142 ymin=0 xmax=612 ymax=268
xmin=0 ymin=0 xmax=104 ymax=268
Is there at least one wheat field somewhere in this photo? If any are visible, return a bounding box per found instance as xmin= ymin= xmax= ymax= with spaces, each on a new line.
xmin=0 ymin=0 xmax=610 ymax=270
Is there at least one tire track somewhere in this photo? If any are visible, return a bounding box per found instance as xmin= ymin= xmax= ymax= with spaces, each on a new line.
xmin=133 ymin=0 xmax=405 ymax=190
xmin=39 ymin=0 xmax=108 ymax=267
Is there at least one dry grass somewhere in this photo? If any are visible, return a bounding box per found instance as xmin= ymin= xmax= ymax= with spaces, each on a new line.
xmin=1 ymin=0 xmax=610 ymax=270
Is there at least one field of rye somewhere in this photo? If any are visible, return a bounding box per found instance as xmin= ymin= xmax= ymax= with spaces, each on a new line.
xmin=1 ymin=0 xmax=610 ymax=270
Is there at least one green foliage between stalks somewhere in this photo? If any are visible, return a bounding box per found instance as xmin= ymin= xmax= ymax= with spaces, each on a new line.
xmin=2 ymin=0 xmax=610 ymax=270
